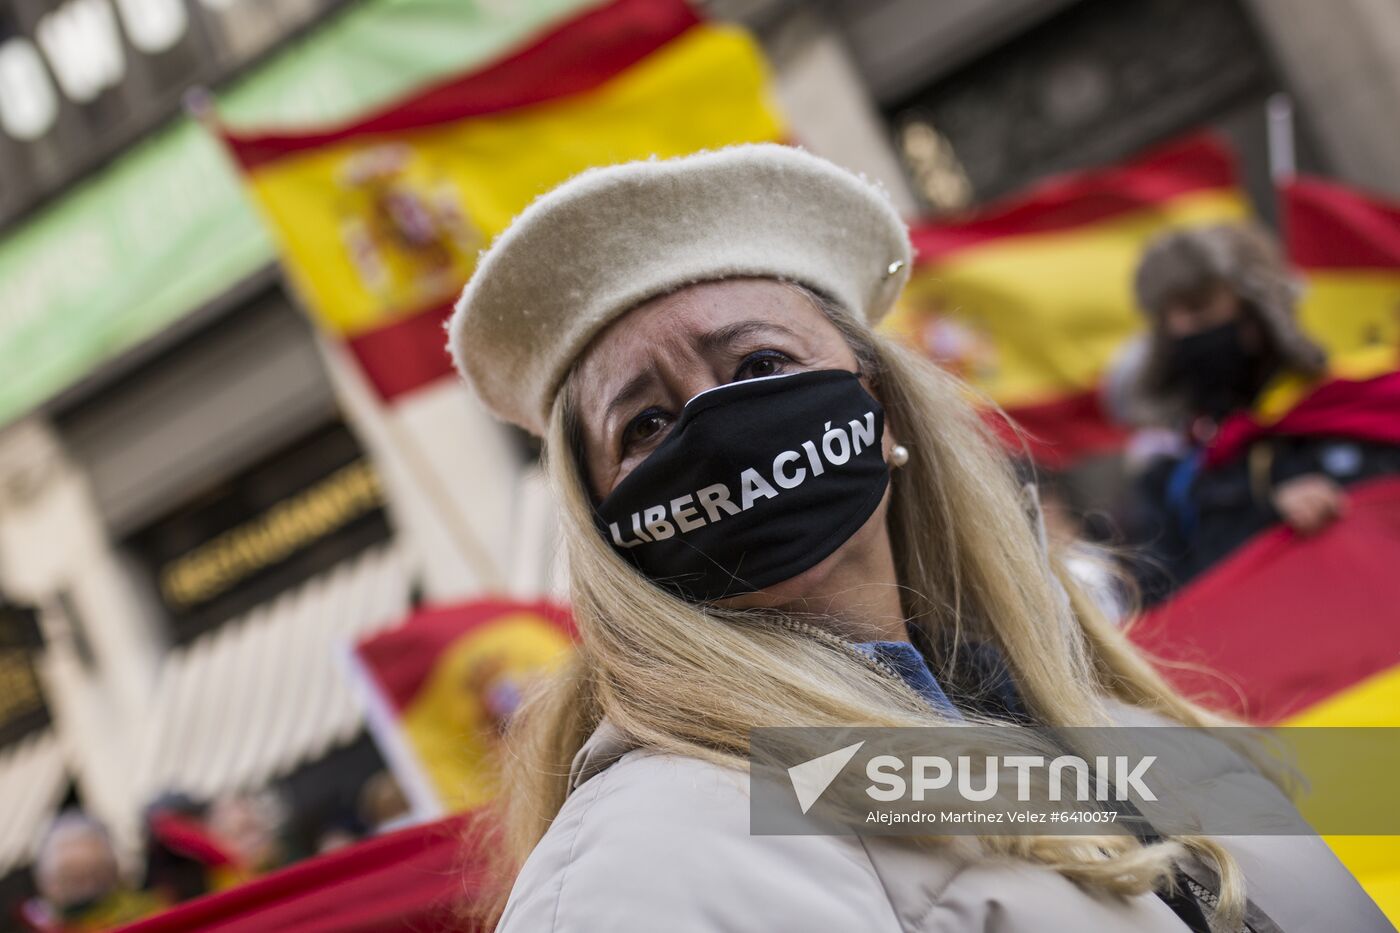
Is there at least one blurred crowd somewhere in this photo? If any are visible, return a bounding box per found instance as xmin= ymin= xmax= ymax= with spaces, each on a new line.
xmin=19 ymin=775 xmax=409 ymax=932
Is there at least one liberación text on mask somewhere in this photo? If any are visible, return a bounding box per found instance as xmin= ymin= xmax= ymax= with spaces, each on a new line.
xmin=608 ymin=411 xmax=879 ymax=549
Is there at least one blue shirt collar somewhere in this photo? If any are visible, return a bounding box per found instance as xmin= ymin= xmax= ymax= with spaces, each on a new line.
xmin=854 ymin=635 xmax=1033 ymax=723
xmin=852 ymin=640 xmax=961 ymax=718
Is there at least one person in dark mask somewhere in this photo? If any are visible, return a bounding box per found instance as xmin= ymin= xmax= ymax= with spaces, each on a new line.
xmin=1120 ymin=223 xmax=1400 ymax=600
xmin=445 ymin=147 xmax=1386 ymax=932
xmin=1136 ymin=225 xmax=1324 ymax=434
xmin=1155 ymin=284 xmax=1275 ymax=421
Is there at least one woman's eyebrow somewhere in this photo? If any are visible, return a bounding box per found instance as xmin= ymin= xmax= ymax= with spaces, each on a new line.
xmin=603 ymin=369 xmax=658 ymax=428
xmin=696 ymin=319 xmax=799 ymax=354
xmin=600 ymin=320 xmax=798 ymax=430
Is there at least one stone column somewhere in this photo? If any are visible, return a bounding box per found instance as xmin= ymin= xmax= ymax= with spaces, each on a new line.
xmin=1244 ymin=0 xmax=1400 ymax=197
xmin=0 ymin=417 xmax=160 ymax=856
xmin=748 ymin=4 xmax=920 ymax=215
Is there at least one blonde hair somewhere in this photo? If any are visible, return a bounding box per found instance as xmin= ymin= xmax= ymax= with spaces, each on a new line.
xmin=477 ymin=282 xmax=1246 ymax=924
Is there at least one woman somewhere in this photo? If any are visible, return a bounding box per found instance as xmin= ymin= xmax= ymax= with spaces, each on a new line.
xmin=1121 ymin=224 xmax=1400 ymax=601
xmin=448 ymin=145 xmax=1387 ymax=932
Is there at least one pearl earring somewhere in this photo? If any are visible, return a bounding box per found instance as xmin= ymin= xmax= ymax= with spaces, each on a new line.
xmin=890 ymin=445 xmax=910 ymax=468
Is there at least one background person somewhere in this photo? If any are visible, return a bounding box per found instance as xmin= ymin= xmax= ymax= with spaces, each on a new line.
xmin=205 ymin=790 xmax=288 ymax=880
xmin=140 ymin=793 xmax=231 ymax=905
xmin=1119 ymin=223 xmax=1400 ymax=601
xmin=23 ymin=811 xmax=164 ymax=932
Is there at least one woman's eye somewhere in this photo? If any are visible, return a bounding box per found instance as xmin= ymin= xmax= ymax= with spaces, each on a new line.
xmin=622 ymin=409 xmax=671 ymax=451
xmin=734 ymin=350 xmax=791 ymax=381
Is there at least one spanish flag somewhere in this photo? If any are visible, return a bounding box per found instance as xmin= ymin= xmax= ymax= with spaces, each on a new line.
xmin=1203 ymin=362 xmax=1400 ymax=470
xmin=353 ymin=599 xmax=575 ymax=812
xmin=218 ymin=0 xmax=784 ymax=400
xmin=1131 ymin=475 xmax=1400 ymax=726
xmin=117 ymin=814 xmax=483 ymax=933
xmin=1131 ymin=476 xmax=1400 ymax=922
xmin=1286 ymin=176 xmax=1400 ymax=362
xmin=884 ymin=135 xmax=1248 ymax=467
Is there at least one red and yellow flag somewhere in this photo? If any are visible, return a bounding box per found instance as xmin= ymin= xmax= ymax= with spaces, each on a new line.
xmin=117 ymin=814 xmax=481 ymax=933
xmin=219 ymin=0 xmax=784 ymax=400
xmin=354 ymin=599 xmax=575 ymax=811
xmin=1131 ymin=477 xmax=1400 ymax=920
xmin=885 ymin=135 xmax=1248 ymax=467
xmin=1285 ymin=176 xmax=1400 ymax=363
xmin=1131 ymin=476 xmax=1400 ymax=726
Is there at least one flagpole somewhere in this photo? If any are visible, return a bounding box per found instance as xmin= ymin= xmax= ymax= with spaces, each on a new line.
xmin=1266 ymin=93 xmax=1297 ymax=244
xmin=376 ymin=390 xmax=508 ymax=591
xmin=312 ymin=334 xmax=508 ymax=594
xmin=341 ymin=641 xmax=444 ymax=821
xmin=1266 ymin=93 xmax=1297 ymax=185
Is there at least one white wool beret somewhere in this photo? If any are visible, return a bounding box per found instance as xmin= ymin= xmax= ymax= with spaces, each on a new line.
xmin=447 ymin=143 xmax=913 ymax=435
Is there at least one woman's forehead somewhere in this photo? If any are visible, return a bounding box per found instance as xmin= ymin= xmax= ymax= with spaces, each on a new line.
xmin=573 ymin=279 xmax=832 ymax=386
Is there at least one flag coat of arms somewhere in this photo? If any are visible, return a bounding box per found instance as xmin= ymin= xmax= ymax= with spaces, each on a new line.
xmin=352 ymin=599 xmax=575 ymax=812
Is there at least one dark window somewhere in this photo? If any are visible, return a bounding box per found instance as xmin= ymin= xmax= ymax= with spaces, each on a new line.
xmin=123 ymin=421 xmax=393 ymax=644
xmin=886 ymin=0 xmax=1319 ymax=220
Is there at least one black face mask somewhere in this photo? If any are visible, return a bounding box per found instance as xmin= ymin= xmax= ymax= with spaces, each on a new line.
xmin=1163 ymin=320 xmax=1266 ymax=419
xmin=595 ymin=369 xmax=890 ymax=602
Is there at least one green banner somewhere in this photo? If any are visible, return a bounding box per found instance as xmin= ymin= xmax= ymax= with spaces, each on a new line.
xmin=0 ymin=0 xmax=599 ymax=428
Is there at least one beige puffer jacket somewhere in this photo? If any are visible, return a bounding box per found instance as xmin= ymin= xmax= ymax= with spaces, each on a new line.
xmin=498 ymin=705 xmax=1392 ymax=933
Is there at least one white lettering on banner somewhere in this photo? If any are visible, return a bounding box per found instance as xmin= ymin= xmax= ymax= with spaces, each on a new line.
xmin=957 ymin=756 xmax=999 ymax=802
xmin=866 ymin=755 xmax=906 ymax=801
xmin=607 ymin=411 xmax=879 ymax=549
xmin=1004 ymin=756 xmax=1045 ymax=801
xmin=912 ymin=756 xmax=952 ymax=800
xmin=1048 ymin=756 xmax=1090 ymax=802
xmin=1116 ymin=755 xmax=1157 ymax=801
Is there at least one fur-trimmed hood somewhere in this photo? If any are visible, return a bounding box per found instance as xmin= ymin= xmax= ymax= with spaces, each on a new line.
xmin=1118 ymin=224 xmax=1326 ymax=426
